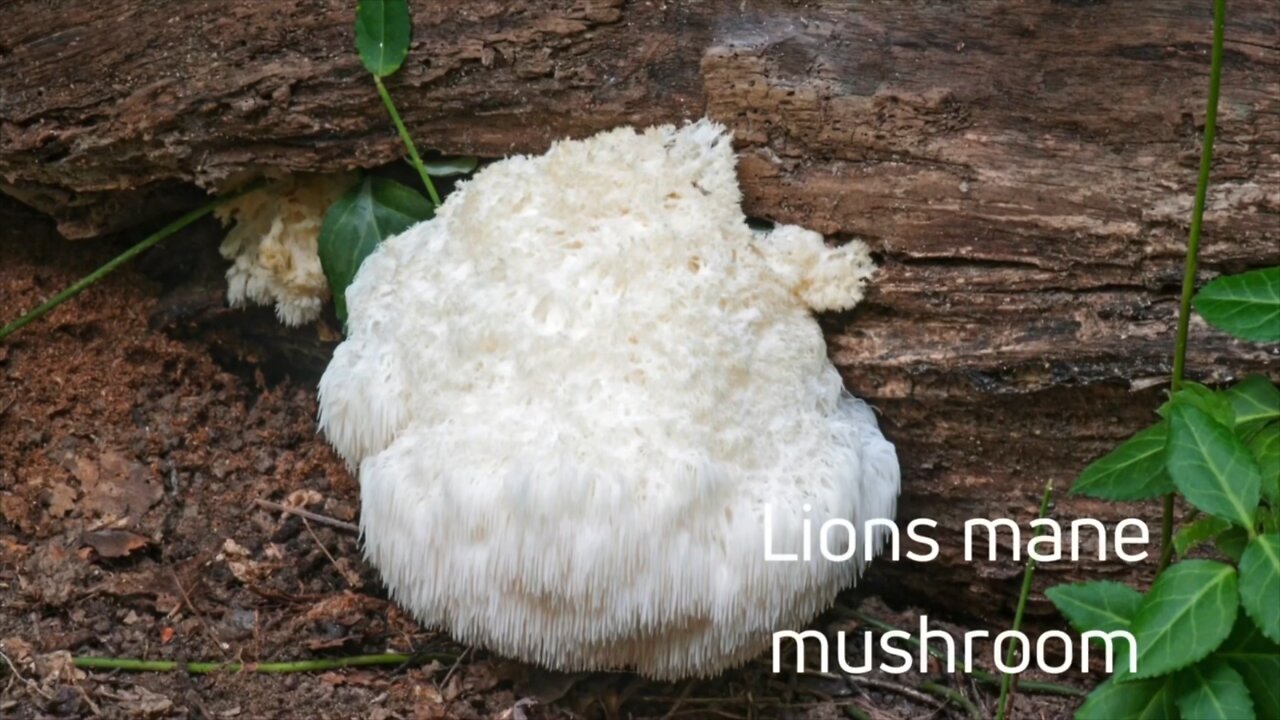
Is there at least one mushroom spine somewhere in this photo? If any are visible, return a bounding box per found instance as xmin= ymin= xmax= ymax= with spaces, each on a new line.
xmin=216 ymin=172 xmax=357 ymax=326
xmin=318 ymin=120 xmax=900 ymax=679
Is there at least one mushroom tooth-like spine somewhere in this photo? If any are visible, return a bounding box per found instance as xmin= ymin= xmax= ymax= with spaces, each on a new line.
xmin=354 ymin=405 xmax=896 ymax=679
xmin=317 ymin=233 xmax=415 ymax=469
xmin=847 ymin=396 xmax=901 ymax=564
xmin=754 ymin=224 xmax=877 ymax=313
xmin=216 ymin=173 xmax=359 ymax=326
xmin=316 ymin=339 xmax=409 ymax=470
xmin=321 ymin=118 xmax=900 ymax=679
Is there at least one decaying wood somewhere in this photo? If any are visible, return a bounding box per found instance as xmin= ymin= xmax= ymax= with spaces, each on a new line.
xmin=2 ymin=0 xmax=1278 ymax=620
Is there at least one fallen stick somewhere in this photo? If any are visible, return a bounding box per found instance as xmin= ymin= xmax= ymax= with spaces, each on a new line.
xmin=253 ymin=498 xmax=359 ymax=534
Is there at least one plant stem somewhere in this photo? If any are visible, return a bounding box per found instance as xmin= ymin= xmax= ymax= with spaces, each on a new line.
xmin=995 ymin=480 xmax=1055 ymax=720
xmin=1158 ymin=0 xmax=1227 ymax=576
xmin=373 ymin=75 xmax=442 ymax=207
xmin=72 ymin=652 xmax=453 ymax=674
xmin=0 ymin=188 xmax=252 ymax=343
xmin=921 ymin=681 xmax=981 ymax=719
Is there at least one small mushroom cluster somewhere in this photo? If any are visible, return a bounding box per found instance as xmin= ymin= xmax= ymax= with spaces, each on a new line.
xmin=318 ymin=120 xmax=900 ymax=679
xmin=216 ymin=172 xmax=357 ymax=326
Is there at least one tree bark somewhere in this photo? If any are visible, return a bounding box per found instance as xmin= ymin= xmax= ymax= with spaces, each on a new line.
xmin=2 ymin=0 xmax=1277 ymax=620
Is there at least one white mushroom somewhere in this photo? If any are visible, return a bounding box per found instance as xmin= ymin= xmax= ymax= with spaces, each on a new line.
xmin=216 ymin=172 xmax=358 ymax=326
xmin=318 ymin=120 xmax=900 ymax=679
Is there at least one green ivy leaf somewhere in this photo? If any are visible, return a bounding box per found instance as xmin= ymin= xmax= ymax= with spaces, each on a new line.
xmin=355 ymin=0 xmax=412 ymax=78
xmin=1046 ymin=581 xmax=1142 ymax=636
xmin=1176 ymin=658 xmax=1256 ymax=720
xmin=1218 ymin=616 xmax=1280 ymax=720
xmin=1175 ymin=515 xmax=1233 ymax=558
xmin=421 ymin=156 xmax=479 ymax=177
xmin=1226 ymin=375 xmax=1280 ymax=434
xmin=1167 ymin=403 xmax=1261 ymax=528
xmin=1192 ymin=266 xmax=1280 ymax=343
xmin=1124 ymin=559 xmax=1238 ymax=680
xmin=1071 ymin=422 xmax=1174 ymax=500
xmin=1160 ymin=382 xmax=1236 ymax=427
xmin=1238 ymin=534 xmax=1280 ymax=645
xmin=1077 ymin=676 xmax=1178 ymax=720
xmin=318 ymin=176 xmax=433 ymax=324
xmin=1247 ymin=422 xmax=1280 ymax=505
xmin=1218 ymin=527 xmax=1251 ymax=563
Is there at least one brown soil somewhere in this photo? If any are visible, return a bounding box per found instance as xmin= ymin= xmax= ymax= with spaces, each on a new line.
xmin=0 ymin=202 xmax=1087 ymax=719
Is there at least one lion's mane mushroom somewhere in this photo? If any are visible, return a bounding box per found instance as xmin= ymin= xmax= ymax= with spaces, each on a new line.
xmin=318 ymin=120 xmax=900 ymax=679
xmin=217 ymin=172 xmax=358 ymax=326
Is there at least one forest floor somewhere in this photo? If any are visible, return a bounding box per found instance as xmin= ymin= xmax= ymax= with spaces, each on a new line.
xmin=0 ymin=202 xmax=1088 ymax=719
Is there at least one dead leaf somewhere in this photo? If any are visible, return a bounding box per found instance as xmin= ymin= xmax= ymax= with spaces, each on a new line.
xmin=33 ymin=650 xmax=86 ymax=687
xmin=318 ymin=671 xmax=346 ymax=685
xmin=301 ymin=591 xmax=384 ymax=625
xmin=20 ymin=540 xmax=89 ymax=606
xmin=114 ymin=685 xmax=175 ymax=718
xmin=1 ymin=637 xmax=33 ymax=665
xmin=319 ymin=670 xmax=384 ymax=687
xmin=0 ymin=492 xmax=37 ymax=534
xmin=462 ymin=661 xmax=500 ymax=694
xmin=496 ymin=698 xmax=538 ymax=720
xmin=219 ymin=538 xmax=274 ymax=585
xmin=79 ymin=450 xmax=162 ymax=521
xmin=333 ymin=557 xmax=364 ymax=589
xmin=43 ymin=483 xmax=78 ymax=519
xmin=284 ymin=489 xmax=323 ymax=508
xmin=82 ymin=529 xmax=151 ymax=558
xmin=221 ymin=538 xmax=250 ymax=557
xmin=305 ymin=636 xmax=355 ymax=651
xmin=99 ymin=567 xmax=181 ymax=614
xmin=71 ymin=457 xmax=98 ymax=485
xmin=0 ymin=536 xmax=30 ymax=563
xmin=410 ymin=683 xmax=448 ymax=720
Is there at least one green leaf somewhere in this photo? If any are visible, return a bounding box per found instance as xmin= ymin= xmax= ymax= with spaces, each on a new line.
xmin=1077 ymin=676 xmax=1179 ymax=720
xmin=1238 ymin=534 xmax=1280 ymax=645
xmin=318 ymin=176 xmax=433 ymax=324
xmin=1218 ymin=616 xmax=1280 ymax=720
xmin=1193 ymin=266 xmax=1280 ymax=342
xmin=1176 ymin=658 xmax=1256 ymax=720
xmin=1226 ymin=376 xmax=1280 ymax=433
xmin=1167 ymin=403 xmax=1261 ymax=528
xmin=1072 ymin=422 xmax=1174 ymax=500
xmin=1175 ymin=516 xmax=1233 ymax=558
xmin=1217 ymin=527 xmax=1250 ymax=563
xmin=1161 ymin=382 xmax=1236 ymax=427
xmin=1247 ymin=422 xmax=1280 ymax=505
xmin=1124 ymin=559 xmax=1238 ymax=679
xmin=1261 ymin=506 xmax=1280 ymax=535
xmin=421 ymin=156 xmax=479 ymax=177
xmin=1046 ymin=581 xmax=1142 ymax=635
xmin=355 ymin=0 xmax=412 ymax=78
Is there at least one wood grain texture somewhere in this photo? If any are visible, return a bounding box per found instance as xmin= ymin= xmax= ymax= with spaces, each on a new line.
xmin=2 ymin=0 xmax=1278 ymax=619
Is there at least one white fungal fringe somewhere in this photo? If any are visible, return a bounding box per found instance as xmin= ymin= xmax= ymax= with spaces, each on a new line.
xmin=216 ymin=173 xmax=358 ymax=326
xmin=318 ymin=120 xmax=900 ymax=679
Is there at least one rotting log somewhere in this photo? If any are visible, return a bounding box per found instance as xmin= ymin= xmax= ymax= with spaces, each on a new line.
xmin=2 ymin=0 xmax=1278 ymax=623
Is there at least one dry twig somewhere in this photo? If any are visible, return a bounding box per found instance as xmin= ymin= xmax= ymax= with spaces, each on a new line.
xmin=254 ymin=498 xmax=359 ymax=534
